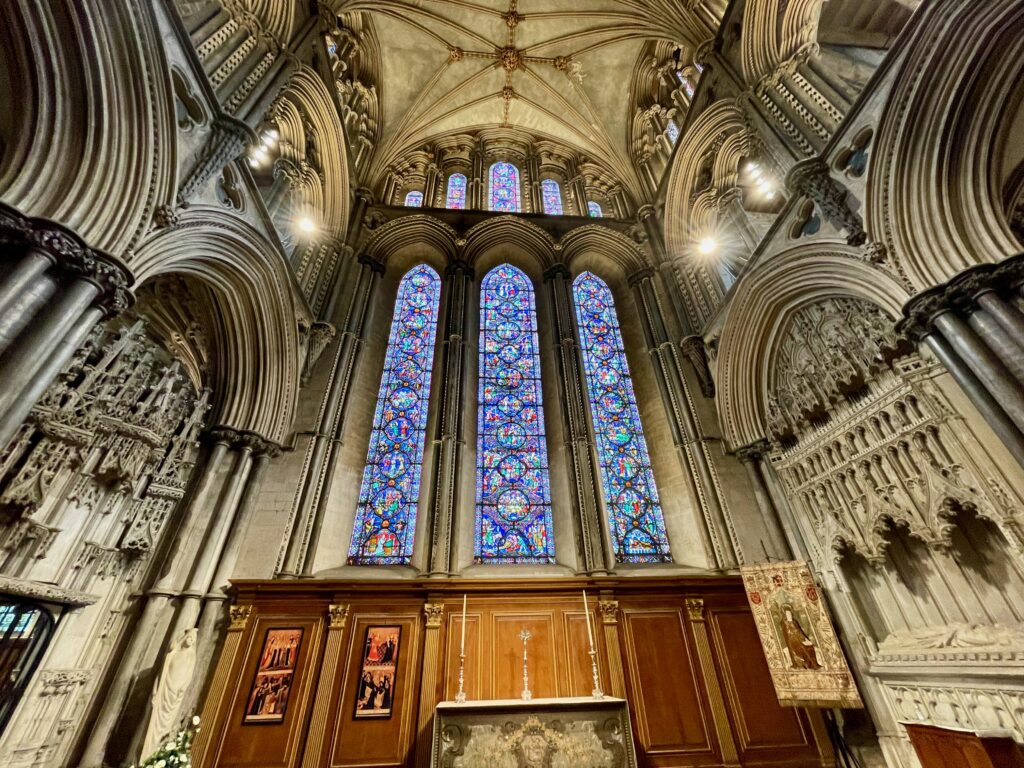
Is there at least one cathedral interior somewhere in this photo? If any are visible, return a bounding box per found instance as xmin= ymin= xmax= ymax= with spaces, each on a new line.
xmin=1 ymin=0 xmax=1023 ymax=767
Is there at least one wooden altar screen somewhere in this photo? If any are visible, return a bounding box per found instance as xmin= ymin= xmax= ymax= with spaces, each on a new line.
xmin=193 ymin=577 xmax=834 ymax=768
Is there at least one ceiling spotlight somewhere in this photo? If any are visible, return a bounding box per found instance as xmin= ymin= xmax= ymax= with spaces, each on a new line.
xmin=298 ymin=217 xmax=316 ymax=234
xmin=697 ymin=237 xmax=718 ymax=255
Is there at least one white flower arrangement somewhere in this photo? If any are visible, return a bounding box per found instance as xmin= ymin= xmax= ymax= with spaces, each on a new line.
xmin=131 ymin=715 xmax=200 ymax=768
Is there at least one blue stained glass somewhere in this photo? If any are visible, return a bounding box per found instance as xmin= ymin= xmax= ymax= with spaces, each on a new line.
xmin=476 ymin=265 xmax=554 ymax=563
xmin=587 ymin=201 xmax=603 ymax=218
xmin=446 ymin=173 xmax=467 ymax=209
xmin=348 ymin=264 xmax=441 ymax=564
xmin=667 ymin=121 xmax=680 ymax=145
xmin=489 ymin=162 xmax=521 ymax=212
xmin=405 ymin=191 xmax=424 ymax=207
xmin=572 ymin=272 xmax=671 ymax=563
xmin=541 ymin=179 xmax=563 ymax=215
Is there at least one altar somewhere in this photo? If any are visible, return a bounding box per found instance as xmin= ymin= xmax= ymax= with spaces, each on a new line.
xmin=431 ymin=697 xmax=637 ymax=768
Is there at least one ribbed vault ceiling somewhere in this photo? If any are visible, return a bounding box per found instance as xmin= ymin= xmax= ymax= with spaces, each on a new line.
xmin=333 ymin=0 xmax=713 ymax=187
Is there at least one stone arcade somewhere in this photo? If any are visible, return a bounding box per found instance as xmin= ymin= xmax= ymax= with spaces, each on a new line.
xmin=0 ymin=1 xmax=1023 ymax=767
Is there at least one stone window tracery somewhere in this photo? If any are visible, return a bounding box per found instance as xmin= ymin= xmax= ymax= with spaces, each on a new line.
xmin=348 ymin=265 xmax=441 ymax=565
xmin=404 ymin=191 xmax=424 ymax=207
xmin=573 ymin=272 xmax=671 ymax=562
xmin=587 ymin=201 xmax=603 ymax=217
xmin=489 ymin=162 xmax=521 ymax=212
xmin=475 ymin=265 xmax=554 ymax=563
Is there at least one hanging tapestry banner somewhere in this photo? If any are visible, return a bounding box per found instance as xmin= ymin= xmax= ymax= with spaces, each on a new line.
xmin=741 ymin=560 xmax=862 ymax=708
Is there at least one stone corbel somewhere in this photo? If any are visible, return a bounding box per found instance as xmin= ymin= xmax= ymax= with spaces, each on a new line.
xmin=785 ymin=158 xmax=866 ymax=246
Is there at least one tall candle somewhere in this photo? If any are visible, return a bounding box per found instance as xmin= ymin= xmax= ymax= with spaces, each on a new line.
xmin=583 ymin=590 xmax=594 ymax=649
xmin=460 ymin=594 xmax=467 ymax=655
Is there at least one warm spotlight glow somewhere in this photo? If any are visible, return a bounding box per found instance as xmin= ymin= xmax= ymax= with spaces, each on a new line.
xmin=697 ymin=237 xmax=718 ymax=255
xmin=298 ymin=217 xmax=316 ymax=234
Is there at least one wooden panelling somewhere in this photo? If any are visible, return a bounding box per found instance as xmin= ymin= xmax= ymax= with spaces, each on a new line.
xmin=215 ymin=612 xmax=324 ymax=768
xmin=201 ymin=578 xmax=836 ymax=768
xmin=619 ymin=604 xmax=716 ymax=765
xmin=907 ymin=724 xmax=1024 ymax=768
xmin=707 ymin=606 xmax=811 ymax=759
xmin=327 ymin=609 xmax=422 ymax=768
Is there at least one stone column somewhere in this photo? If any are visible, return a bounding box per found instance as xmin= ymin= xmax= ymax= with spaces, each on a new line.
xmin=424 ymin=261 xmax=473 ymax=576
xmin=544 ymin=264 xmax=610 ymax=573
xmin=0 ymin=204 xmax=133 ymax=449
xmin=637 ymin=204 xmax=693 ymax=336
xmin=685 ymin=598 xmax=740 ymax=767
xmin=735 ymin=441 xmax=792 ymax=559
xmin=279 ymin=252 xmax=384 ymax=576
xmin=899 ymin=256 xmax=1024 ymax=467
xmin=630 ymin=268 xmax=738 ymax=568
xmin=80 ymin=438 xmax=232 ymax=768
xmin=414 ymin=603 xmax=445 ymax=768
xmin=302 ymin=604 xmax=350 ymax=768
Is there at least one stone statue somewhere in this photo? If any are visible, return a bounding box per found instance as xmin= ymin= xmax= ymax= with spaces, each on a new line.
xmin=140 ymin=628 xmax=198 ymax=760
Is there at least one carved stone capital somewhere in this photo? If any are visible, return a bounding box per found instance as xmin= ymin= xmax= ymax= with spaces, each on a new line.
xmin=328 ymin=603 xmax=350 ymax=629
xmin=735 ymin=439 xmax=771 ymax=463
xmin=627 ymin=266 xmax=656 ymax=287
xmin=680 ymin=335 xmax=715 ymax=398
xmin=229 ymin=603 xmax=253 ymax=630
xmin=358 ymin=253 xmax=386 ymax=275
xmin=542 ymin=263 xmax=572 ymax=282
xmin=444 ymin=260 xmax=475 ymax=280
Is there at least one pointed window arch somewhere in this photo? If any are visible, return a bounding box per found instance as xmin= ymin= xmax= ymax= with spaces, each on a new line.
xmin=476 ymin=265 xmax=554 ymax=562
xmin=587 ymin=201 xmax=603 ymax=218
xmin=348 ymin=264 xmax=441 ymax=564
xmin=572 ymin=272 xmax=671 ymax=562
xmin=489 ymin=162 xmax=521 ymax=212
xmin=446 ymin=173 xmax=467 ymax=209
xmin=405 ymin=191 xmax=424 ymax=207
xmin=540 ymin=179 xmax=563 ymax=215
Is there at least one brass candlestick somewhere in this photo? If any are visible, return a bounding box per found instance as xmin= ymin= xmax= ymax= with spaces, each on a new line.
xmin=455 ymin=652 xmax=467 ymax=703
xmin=519 ymin=628 xmax=532 ymax=701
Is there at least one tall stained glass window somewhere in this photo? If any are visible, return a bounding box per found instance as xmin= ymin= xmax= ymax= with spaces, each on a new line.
xmin=587 ymin=201 xmax=603 ymax=218
xmin=572 ymin=272 xmax=671 ymax=562
xmin=405 ymin=191 xmax=424 ymax=207
xmin=489 ymin=162 xmax=521 ymax=212
xmin=540 ymin=179 xmax=563 ymax=215
xmin=348 ymin=264 xmax=441 ymax=564
xmin=476 ymin=265 xmax=554 ymax=562
xmin=446 ymin=173 xmax=467 ymax=209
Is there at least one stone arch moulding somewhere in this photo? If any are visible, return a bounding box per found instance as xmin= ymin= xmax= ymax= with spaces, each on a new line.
xmin=715 ymin=245 xmax=910 ymax=449
xmin=131 ymin=209 xmax=305 ymax=444
xmin=0 ymin=0 xmax=176 ymax=257
xmin=867 ymin=0 xmax=1024 ymax=292
xmin=363 ymin=214 xmax=461 ymax=266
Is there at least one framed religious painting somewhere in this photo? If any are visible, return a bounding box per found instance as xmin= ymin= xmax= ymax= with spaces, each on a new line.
xmin=741 ymin=561 xmax=862 ymax=709
xmin=354 ymin=625 xmax=401 ymax=719
xmin=243 ymin=628 xmax=303 ymax=724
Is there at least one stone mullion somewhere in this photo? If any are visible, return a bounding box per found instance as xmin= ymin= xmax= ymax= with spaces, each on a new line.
xmin=631 ymin=273 xmax=739 ymax=568
xmin=414 ymin=603 xmax=445 ymax=768
xmin=279 ymin=254 xmax=383 ymax=576
xmin=302 ymin=604 xmax=350 ymax=768
xmin=684 ymin=598 xmax=740 ymax=768
xmin=544 ymin=265 xmax=609 ymax=574
xmin=425 ymin=263 xmax=473 ymax=576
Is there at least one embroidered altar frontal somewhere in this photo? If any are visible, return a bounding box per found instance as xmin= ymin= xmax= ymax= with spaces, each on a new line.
xmin=741 ymin=561 xmax=863 ymax=709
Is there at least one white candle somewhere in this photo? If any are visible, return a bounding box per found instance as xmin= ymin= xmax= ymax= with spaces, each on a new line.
xmin=583 ymin=590 xmax=594 ymax=649
xmin=460 ymin=594 xmax=467 ymax=656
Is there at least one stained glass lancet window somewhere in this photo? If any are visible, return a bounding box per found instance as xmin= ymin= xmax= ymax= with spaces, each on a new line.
xmin=446 ymin=173 xmax=467 ymax=209
xmin=541 ymin=179 xmax=563 ymax=215
xmin=572 ymin=272 xmax=671 ymax=562
xmin=405 ymin=191 xmax=424 ymax=207
xmin=667 ymin=121 xmax=680 ymax=145
xmin=476 ymin=265 xmax=554 ymax=562
xmin=587 ymin=201 xmax=603 ymax=218
xmin=489 ymin=162 xmax=521 ymax=212
xmin=348 ymin=265 xmax=441 ymax=564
